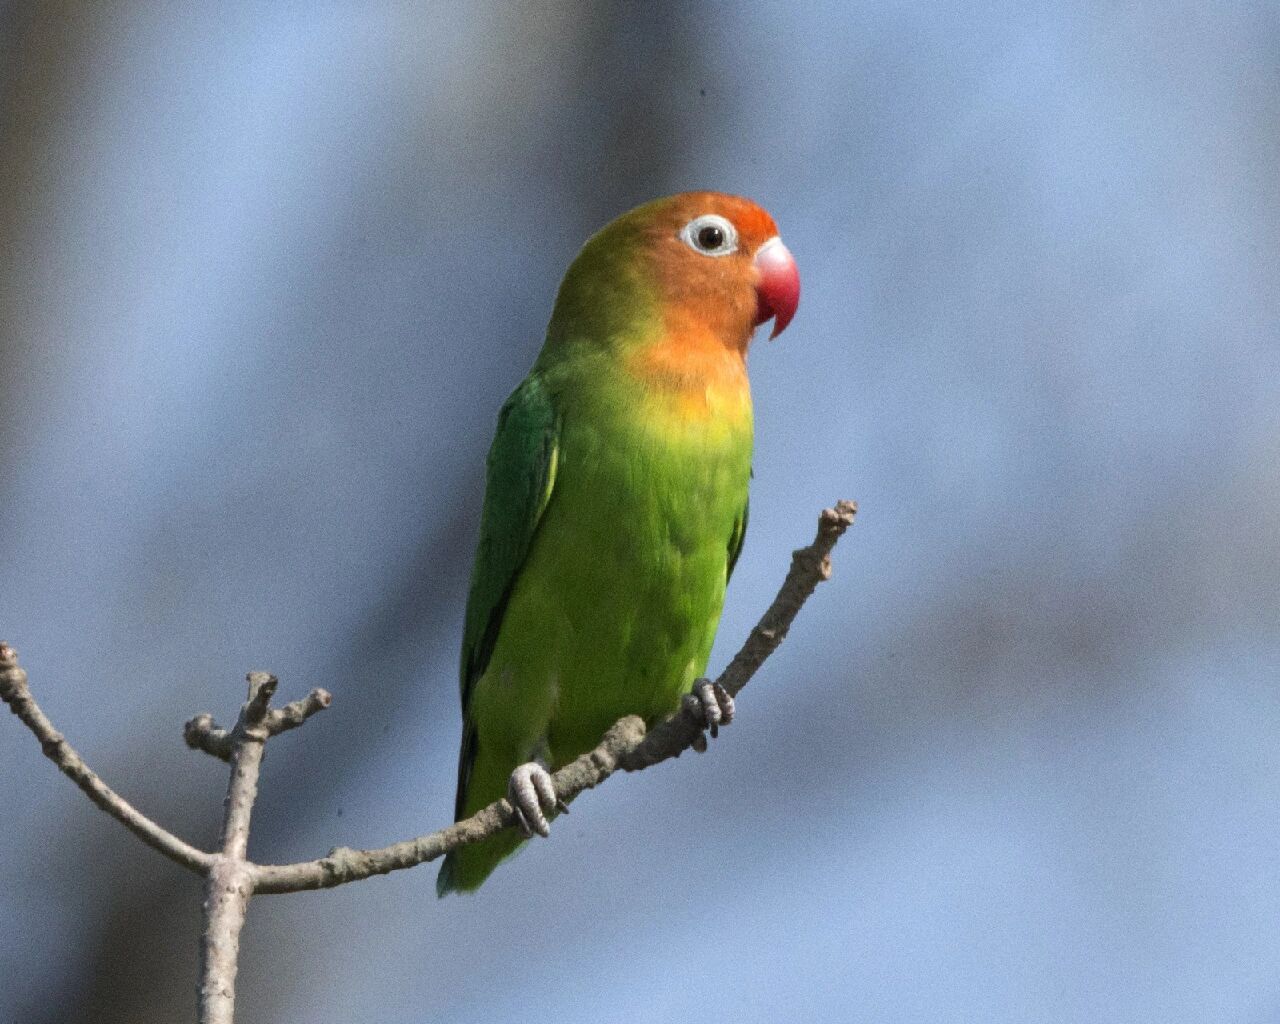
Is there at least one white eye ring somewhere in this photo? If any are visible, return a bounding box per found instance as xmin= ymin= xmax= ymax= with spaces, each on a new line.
xmin=679 ymin=214 xmax=738 ymax=257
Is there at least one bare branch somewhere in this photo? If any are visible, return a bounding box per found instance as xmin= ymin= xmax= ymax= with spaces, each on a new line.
xmin=241 ymin=671 xmax=277 ymax=728
xmin=185 ymin=714 xmax=234 ymax=761
xmin=186 ymin=686 xmax=332 ymax=763
xmin=198 ymin=672 xmax=277 ymax=1024
xmin=264 ymin=688 xmax=333 ymax=738
xmin=0 ymin=643 xmax=214 ymax=875
xmin=4 ymin=499 xmax=854 ymax=1024
xmin=251 ymin=500 xmax=856 ymax=895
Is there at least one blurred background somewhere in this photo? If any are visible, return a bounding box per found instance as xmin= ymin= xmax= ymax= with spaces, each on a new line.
xmin=2 ymin=2 xmax=1278 ymax=1021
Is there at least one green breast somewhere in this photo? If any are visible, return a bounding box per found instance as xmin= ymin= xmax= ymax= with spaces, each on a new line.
xmin=484 ymin=361 xmax=752 ymax=765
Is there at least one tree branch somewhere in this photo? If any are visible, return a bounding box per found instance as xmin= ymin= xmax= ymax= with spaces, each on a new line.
xmin=184 ymin=714 xmax=233 ymax=761
xmin=198 ymin=672 xmax=282 ymax=1024
xmin=251 ymin=499 xmax=857 ymax=894
xmin=0 ymin=643 xmax=214 ymax=875
xmin=3 ymin=500 xmax=855 ymax=1022
xmin=264 ymin=687 xmax=333 ymax=737
xmin=184 ymin=687 xmax=332 ymax=763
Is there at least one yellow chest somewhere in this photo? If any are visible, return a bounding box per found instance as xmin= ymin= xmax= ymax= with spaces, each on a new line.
xmin=624 ymin=331 xmax=753 ymax=432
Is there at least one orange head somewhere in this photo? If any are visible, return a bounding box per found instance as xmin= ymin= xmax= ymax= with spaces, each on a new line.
xmin=545 ymin=191 xmax=800 ymax=357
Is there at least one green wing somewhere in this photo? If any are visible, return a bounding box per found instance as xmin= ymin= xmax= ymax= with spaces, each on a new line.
xmin=454 ymin=373 xmax=559 ymax=819
xmin=727 ymin=497 xmax=749 ymax=582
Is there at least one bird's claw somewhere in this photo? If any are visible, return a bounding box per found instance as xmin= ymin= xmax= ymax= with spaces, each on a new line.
xmin=508 ymin=762 xmax=561 ymax=838
xmin=684 ymin=678 xmax=735 ymax=745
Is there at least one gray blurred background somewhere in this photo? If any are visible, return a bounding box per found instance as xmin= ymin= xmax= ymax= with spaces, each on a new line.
xmin=2 ymin=2 xmax=1278 ymax=1022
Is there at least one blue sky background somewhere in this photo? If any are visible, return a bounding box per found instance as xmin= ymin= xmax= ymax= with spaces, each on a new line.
xmin=2 ymin=3 xmax=1278 ymax=1021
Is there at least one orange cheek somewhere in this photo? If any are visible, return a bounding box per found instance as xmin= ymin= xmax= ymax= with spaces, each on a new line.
xmin=648 ymin=247 xmax=759 ymax=352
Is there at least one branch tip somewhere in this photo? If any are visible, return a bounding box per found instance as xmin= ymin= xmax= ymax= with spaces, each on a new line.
xmin=185 ymin=714 xmax=234 ymax=762
xmin=823 ymin=499 xmax=858 ymax=528
xmin=0 ymin=645 xmax=27 ymax=698
xmin=243 ymin=672 xmax=278 ymax=724
xmin=263 ymin=687 xmax=333 ymax=738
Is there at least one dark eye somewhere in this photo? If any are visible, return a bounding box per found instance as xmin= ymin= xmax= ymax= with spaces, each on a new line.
xmin=697 ymin=224 xmax=725 ymax=249
xmin=680 ymin=214 xmax=738 ymax=257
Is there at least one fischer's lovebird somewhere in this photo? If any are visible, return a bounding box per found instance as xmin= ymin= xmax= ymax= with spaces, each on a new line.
xmin=437 ymin=192 xmax=800 ymax=894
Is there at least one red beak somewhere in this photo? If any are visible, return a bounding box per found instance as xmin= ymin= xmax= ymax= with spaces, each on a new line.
xmin=753 ymin=237 xmax=800 ymax=339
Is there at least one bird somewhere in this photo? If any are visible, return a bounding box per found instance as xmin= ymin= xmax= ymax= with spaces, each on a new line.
xmin=437 ymin=192 xmax=799 ymax=894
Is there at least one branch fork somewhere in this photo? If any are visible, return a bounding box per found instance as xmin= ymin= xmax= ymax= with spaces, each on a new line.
xmin=184 ymin=681 xmax=332 ymax=762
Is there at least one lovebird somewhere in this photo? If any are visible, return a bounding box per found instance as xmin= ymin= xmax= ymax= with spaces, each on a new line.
xmin=437 ymin=192 xmax=799 ymax=894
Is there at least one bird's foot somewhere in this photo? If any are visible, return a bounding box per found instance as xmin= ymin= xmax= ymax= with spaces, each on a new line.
xmin=507 ymin=762 xmax=568 ymax=838
xmin=684 ymin=678 xmax=735 ymax=752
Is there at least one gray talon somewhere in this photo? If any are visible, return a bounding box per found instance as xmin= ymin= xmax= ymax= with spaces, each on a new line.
xmin=686 ymin=679 xmax=736 ymax=740
xmin=508 ymin=762 xmax=559 ymax=838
